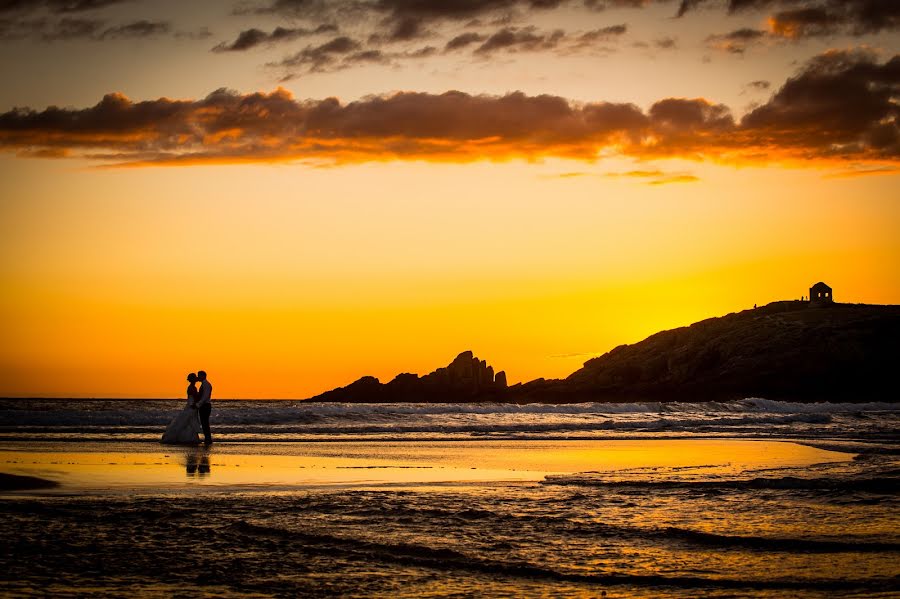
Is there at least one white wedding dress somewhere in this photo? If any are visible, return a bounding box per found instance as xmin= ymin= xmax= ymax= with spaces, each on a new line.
xmin=161 ymin=400 xmax=202 ymax=444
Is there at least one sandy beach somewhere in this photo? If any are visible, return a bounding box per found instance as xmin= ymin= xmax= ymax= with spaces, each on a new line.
xmin=2 ymin=401 xmax=898 ymax=597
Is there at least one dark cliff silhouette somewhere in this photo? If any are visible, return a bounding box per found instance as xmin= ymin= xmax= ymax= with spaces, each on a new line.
xmin=310 ymin=350 xmax=508 ymax=403
xmin=307 ymin=302 xmax=900 ymax=404
xmin=514 ymin=301 xmax=900 ymax=403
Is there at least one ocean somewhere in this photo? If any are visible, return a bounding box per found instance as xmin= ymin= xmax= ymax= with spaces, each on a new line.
xmin=1 ymin=398 xmax=898 ymax=597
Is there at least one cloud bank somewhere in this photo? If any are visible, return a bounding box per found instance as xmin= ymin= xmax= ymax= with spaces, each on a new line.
xmin=0 ymin=0 xmax=133 ymax=14
xmin=0 ymin=17 xmax=175 ymax=41
xmin=682 ymin=0 xmax=899 ymax=38
xmin=244 ymin=0 xmax=898 ymax=39
xmin=0 ymin=50 xmax=896 ymax=168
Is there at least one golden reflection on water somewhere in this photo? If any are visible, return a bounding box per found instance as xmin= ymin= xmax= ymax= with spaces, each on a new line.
xmin=0 ymin=439 xmax=852 ymax=491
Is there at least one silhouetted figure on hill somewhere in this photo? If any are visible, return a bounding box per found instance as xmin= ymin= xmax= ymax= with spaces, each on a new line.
xmin=197 ymin=370 xmax=213 ymax=445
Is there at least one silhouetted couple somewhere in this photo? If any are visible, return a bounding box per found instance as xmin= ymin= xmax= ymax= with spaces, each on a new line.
xmin=161 ymin=370 xmax=213 ymax=445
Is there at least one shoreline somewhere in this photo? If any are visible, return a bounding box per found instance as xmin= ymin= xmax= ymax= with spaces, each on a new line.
xmin=2 ymin=434 xmax=896 ymax=452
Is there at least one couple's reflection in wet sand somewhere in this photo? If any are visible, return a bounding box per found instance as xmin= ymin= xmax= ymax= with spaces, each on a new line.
xmin=184 ymin=447 xmax=211 ymax=478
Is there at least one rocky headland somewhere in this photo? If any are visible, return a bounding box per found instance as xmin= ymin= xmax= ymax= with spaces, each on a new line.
xmin=308 ymin=301 xmax=900 ymax=403
xmin=309 ymin=350 xmax=507 ymax=403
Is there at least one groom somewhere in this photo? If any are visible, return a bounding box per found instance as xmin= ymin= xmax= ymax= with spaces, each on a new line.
xmin=196 ymin=370 xmax=213 ymax=445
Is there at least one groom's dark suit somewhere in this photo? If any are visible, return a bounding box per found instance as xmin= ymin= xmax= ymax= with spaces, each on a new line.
xmin=197 ymin=378 xmax=213 ymax=444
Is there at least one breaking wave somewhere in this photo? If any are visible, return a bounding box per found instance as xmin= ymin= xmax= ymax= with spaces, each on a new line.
xmin=1 ymin=398 xmax=897 ymax=442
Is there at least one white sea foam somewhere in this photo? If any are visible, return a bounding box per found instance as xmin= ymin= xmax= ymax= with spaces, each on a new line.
xmin=1 ymin=398 xmax=897 ymax=442
xmin=739 ymin=397 xmax=898 ymax=413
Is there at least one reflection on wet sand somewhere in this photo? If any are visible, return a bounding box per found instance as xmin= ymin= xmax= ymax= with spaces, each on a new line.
xmin=0 ymin=439 xmax=854 ymax=492
xmin=185 ymin=449 xmax=211 ymax=478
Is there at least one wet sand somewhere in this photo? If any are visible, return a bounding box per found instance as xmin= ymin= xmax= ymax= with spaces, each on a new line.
xmin=0 ymin=473 xmax=59 ymax=491
xmin=1 ymin=438 xmax=852 ymax=493
xmin=4 ymin=438 xmax=897 ymax=598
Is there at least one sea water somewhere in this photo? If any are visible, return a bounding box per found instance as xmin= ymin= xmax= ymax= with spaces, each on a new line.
xmin=1 ymin=398 xmax=898 ymax=597
xmin=2 ymin=397 xmax=898 ymax=443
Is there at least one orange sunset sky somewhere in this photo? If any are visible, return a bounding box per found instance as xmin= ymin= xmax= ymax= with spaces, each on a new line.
xmin=0 ymin=0 xmax=898 ymax=398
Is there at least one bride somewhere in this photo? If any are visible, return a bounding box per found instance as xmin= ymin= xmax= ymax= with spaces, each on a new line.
xmin=161 ymin=373 xmax=202 ymax=444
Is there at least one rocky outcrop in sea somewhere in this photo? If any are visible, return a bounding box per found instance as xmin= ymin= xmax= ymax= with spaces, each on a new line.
xmin=309 ymin=350 xmax=507 ymax=403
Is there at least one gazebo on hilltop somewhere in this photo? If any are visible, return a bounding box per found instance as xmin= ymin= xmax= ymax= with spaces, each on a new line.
xmin=809 ymin=282 xmax=833 ymax=305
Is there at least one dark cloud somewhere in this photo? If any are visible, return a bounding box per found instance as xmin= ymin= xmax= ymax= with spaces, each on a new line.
xmin=443 ymin=24 xmax=625 ymax=55
xmin=41 ymin=16 xmax=101 ymax=40
xmin=741 ymin=49 xmax=900 ymax=157
xmin=679 ymin=0 xmax=899 ymax=37
xmin=245 ymin=0 xmax=640 ymax=35
xmin=677 ymin=0 xmax=793 ymax=15
xmin=745 ymin=79 xmax=770 ymax=90
xmin=273 ymin=20 xmax=626 ymax=74
xmin=245 ymin=0 xmax=899 ymax=40
xmin=274 ymin=35 xmax=363 ymax=72
xmin=654 ymin=36 xmax=677 ymax=49
xmin=0 ymin=88 xmax=648 ymax=164
xmin=575 ymin=24 xmax=627 ymax=43
xmin=406 ymin=45 xmax=437 ymax=57
xmin=270 ymin=35 xmax=436 ymax=74
xmin=0 ymin=16 xmax=173 ymax=41
xmin=175 ymin=27 xmax=213 ymax=41
xmin=99 ymin=20 xmax=170 ymax=40
xmin=373 ymin=15 xmax=430 ymax=42
xmin=650 ymin=97 xmax=734 ymax=130
xmin=245 ymin=0 xmax=546 ymax=24
xmin=1 ymin=50 xmax=895 ymax=168
xmin=585 ymin=0 xmax=654 ymax=10
xmin=370 ymin=0 xmax=567 ymax=21
xmin=0 ymin=0 xmax=132 ymax=14
xmin=768 ymin=7 xmax=841 ymax=38
xmin=567 ymin=25 xmax=628 ymax=52
xmin=444 ymin=31 xmax=486 ymax=51
xmin=212 ymin=24 xmax=336 ymax=52
xmin=380 ymin=0 xmax=524 ymax=20
xmin=233 ymin=0 xmax=342 ymax=17
xmin=330 ymin=45 xmax=438 ymax=72
xmin=0 ymin=18 xmax=41 ymax=41
xmin=674 ymin=0 xmax=703 ymax=16
xmin=474 ymin=26 xmax=565 ymax=54
xmin=705 ymin=27 xmax=767 ymax=53
xmin=346 ymin=49 xmax=388 ymax=64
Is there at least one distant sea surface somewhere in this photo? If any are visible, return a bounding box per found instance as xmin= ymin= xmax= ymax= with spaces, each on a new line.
xmin=2 ymin=397 xmax=899 ymax=443
xmin=1 ymin=398 xmax=898 ymax=597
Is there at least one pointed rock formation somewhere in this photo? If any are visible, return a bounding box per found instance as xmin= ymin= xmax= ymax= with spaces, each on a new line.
xmin=494 ymin=370 xmax=507 ymax=388
xmin=308 ymin=351 xmax=509 ymax=403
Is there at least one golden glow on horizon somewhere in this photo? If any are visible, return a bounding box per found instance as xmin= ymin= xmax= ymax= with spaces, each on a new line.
xmin=1 ymin=157 xmax=898 ymax=398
